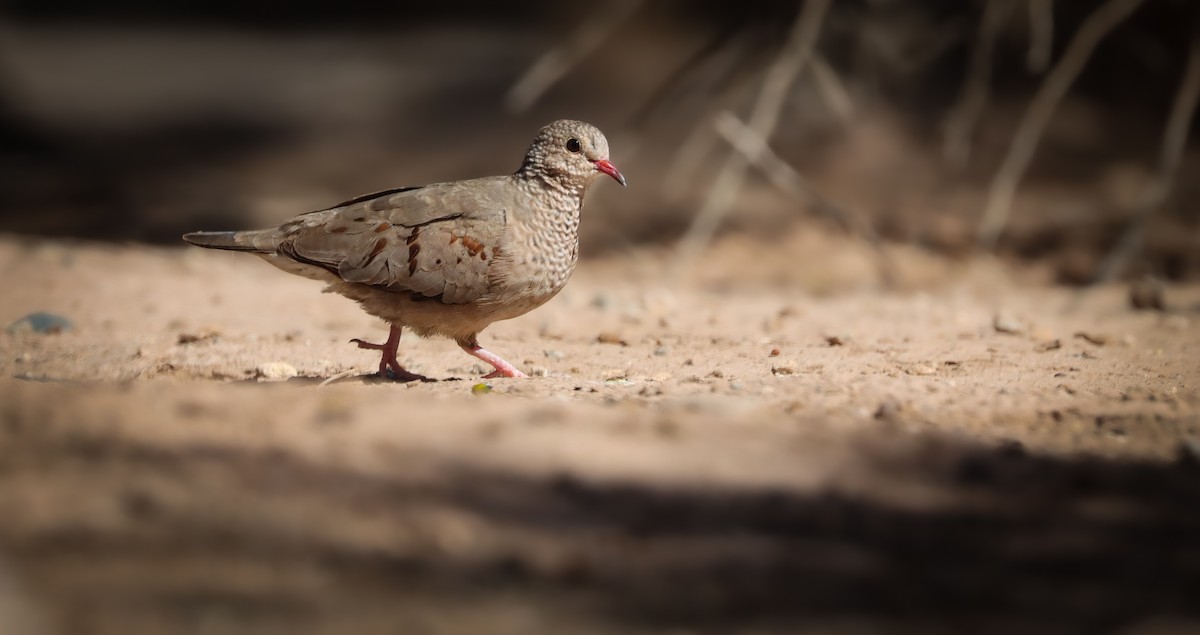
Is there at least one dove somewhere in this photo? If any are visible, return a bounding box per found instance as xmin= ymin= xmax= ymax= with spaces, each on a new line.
xmin=184 ymin=119 xmax=625 ymax=381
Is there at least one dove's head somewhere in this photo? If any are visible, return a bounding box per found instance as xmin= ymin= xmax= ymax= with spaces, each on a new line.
xmin=519 ymin=119 xmax=626 ymax=192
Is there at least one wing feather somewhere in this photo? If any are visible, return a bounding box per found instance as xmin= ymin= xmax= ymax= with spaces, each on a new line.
xmin=258 ymin=177 xmax=514 ymax=304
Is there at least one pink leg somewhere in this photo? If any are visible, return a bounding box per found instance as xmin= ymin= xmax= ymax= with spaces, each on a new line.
xmin=350 ymin=325 xmax=430 ymax=382
xmin=459 ymin=338 xmax=527 ymax=378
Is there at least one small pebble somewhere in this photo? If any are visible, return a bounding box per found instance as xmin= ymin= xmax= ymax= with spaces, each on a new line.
xmin=908 ymin=364 xmax=936 ymax=376
xmin=771 ymin=361 xmax=797 ymax=376
xmin=1074 ymin=332 xmax=1109 ymax=346
xmin=255 ymin=362 xmax=298 ymax=382
xmin=1035 ymin=339 xmax=1062 ymax=352
xmin=178 ymin=330 xmax=220 ymax=345
xmin=653 ymin=346 xmax=671 ymax=356
xmin=1177 ymin=437 xmax=1200 ymax=464
xmin=993 ymin=311 xmax=1026 ymax=335
xmin=544 ymin=349 xmax=566 ymax=360
xmin=471 ymin=383 xmax=493 ymax=395
xmin=7 ymin=312 xmax=73 ymax=335
xmin=1129 ymin=277 xmax=1165 ymax=311
xmin=874 ymin=398 xmax=903 ymax=422
xmin=596 ymin=332 xmax=628 ymax=346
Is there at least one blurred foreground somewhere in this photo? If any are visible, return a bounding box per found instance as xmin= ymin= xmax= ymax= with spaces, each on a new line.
xmin=2 ymin=235 xmax=1199 ymax=634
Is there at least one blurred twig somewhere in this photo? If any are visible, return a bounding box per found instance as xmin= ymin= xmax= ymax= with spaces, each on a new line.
xmin=977 ymin=0 xmax=1147 ymax=249
xmin=659 ymin=28 xmax=764 ymax=198
xmin=944 ymin=0 xmax=1017 ymax=168
xmin=628 ymin=13 xmax=753 ymax=129
xmin=662 ymin=120 xmax=720 ymax=199
xmin=1026 ymin=0 xmax=1055 ymax=74
xmin=504 ymin=0 xmax=644 ymax=113
xmin=713 ymin=111 xmax=894 ymax=287
xmin=1091 ymin=33 xmax=1200 ymax=284
xmin=662 ymin=52 xmax=856 ymax=199
xmin=672 ymin=0 xmax=831 ymax=277
xmin=810 ymin=53 xmax=855 ymax=124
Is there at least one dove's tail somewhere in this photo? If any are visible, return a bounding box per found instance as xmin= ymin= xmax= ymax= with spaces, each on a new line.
xmin=182 ymin=231 xmax=270 ymax=253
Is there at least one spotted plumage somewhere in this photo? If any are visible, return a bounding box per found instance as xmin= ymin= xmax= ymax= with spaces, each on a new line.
xmin=183 ymin=119 xmax=625 ymax=381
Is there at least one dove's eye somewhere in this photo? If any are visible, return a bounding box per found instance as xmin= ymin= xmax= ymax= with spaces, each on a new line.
xmin=565 ymin=138 xmax=581 ymax=153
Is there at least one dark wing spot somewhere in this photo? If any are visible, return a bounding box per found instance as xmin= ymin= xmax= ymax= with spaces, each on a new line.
xmin=407 ymin=243 xmax=421 ymax=276
xmin=480 ymin=250 xmax=488 ymax=261
xmin=374 ymin=222 xmax=392 ymax=233
xmin=369 ymin=237 xmax=389 ymax=258
xmin=322 ymin=185 xmax=424 ymax=210
xmin=278 ymin=242 xmax=340 ymax=277
xmin=398 ymin=213 xmax=465 ymax=230
xmin=449 ymin=235 xmax=460 ymax=245
xmin=405 ymin=228 xmax=420 ymax=245
xmin=329 ymin=226 xmax=349 ymax=234
xmin=460 ymin=236 xmax=485 ymax=257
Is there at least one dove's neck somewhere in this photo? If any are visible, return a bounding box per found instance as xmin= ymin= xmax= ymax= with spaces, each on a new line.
xmin=511 ymin=171 xmax=584 ymax=240
xmin=504 ymin=172 xmax=584 ymax=300
xmin=515 ymin=159 xmax=590 ymax=202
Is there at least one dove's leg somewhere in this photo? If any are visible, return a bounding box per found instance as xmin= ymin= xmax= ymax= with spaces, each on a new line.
xmin=350 ymin=325 xmax=430 ymax=382
xmin=459 ymin=337 xmax=527 ymax=378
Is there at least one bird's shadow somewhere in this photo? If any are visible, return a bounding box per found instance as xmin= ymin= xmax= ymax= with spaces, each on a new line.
xmin=242 ymin=372 xmax=460 ymax=387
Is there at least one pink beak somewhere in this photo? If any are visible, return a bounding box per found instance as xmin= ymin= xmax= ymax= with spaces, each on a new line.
xmin=592 ymin=159 xmax=627 ymax=187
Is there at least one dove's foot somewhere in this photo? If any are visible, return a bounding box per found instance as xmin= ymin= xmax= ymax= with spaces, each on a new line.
xmin=351 ymin=326 xmax=432 ymax=383
xmin=460 ymin=340 xmax=527 ymax=379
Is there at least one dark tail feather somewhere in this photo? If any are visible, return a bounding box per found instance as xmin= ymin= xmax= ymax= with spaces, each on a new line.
xmin=182 ymin=231 xmax=262 ymax=252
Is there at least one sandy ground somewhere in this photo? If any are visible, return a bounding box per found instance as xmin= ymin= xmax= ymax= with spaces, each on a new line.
xmin=2 ymin=230 xmax=1199 ymax=634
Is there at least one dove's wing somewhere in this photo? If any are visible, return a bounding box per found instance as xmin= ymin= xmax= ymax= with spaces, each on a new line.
xmin=247 ymin=177 xmax=516 ymax=304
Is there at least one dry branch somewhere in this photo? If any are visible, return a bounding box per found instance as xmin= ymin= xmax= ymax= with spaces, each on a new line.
xmin=659 ymin=31 xmax=763 ymax=198
xmin=977 ymin=0 xmax=1147 ymax=248
xmin=1026 ymin=0 xmax=1055 ymax=74
xmin=1092 ymin=34 xmax=1200 ymax=283
xmin=810 ymin=53 xmax=855 ymax=124
xmin=673 ymin=0 xmax=832 ymax=277
xmin=944 ymin=0 xmax=1016 ymax=168
xmin=504 ymin=0 xmax=644 ymax=113
xmin=713 ymin=111 xmax=894 ymax=287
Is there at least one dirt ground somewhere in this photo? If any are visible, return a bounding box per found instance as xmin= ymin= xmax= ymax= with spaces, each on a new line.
xmin=1 ymin=228 xmax=1199 ymax=635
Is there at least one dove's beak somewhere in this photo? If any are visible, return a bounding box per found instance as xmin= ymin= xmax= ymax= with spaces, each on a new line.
xmin=593 ymin=159 xmax=626 ymax=187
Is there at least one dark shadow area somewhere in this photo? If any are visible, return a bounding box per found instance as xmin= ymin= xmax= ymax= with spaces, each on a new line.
xmin=5 ymin=430 xmax=1199 ymax=634
xmin=0 ymin=115 xmax=291 ymax=242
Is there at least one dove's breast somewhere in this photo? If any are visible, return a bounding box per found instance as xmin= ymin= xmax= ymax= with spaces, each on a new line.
xmin=486 ymin=200 xmax=581 ymax=317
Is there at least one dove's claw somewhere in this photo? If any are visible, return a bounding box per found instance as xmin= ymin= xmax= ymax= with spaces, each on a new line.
xmin=351 ymin=325 xmax=428 ymax=381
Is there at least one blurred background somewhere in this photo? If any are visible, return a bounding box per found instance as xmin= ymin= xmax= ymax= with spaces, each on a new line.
xmin=1 ymin=0 xmax=1197 ymax=286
